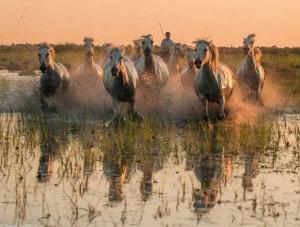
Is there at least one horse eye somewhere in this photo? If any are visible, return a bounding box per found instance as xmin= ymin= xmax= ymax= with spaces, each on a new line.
xmin=142 ymin=41 xmax=145 ymax=45
xmin=151 ymin=40 xmax=153 ymax=44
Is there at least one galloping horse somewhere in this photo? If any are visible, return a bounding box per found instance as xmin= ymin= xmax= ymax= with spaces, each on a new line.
xmin=38 ymin=43 xmax=71 ymax=108
xmin=75 ymin=37 xmax=103 ymax=99
xmin=134 ymin=35 xmax=169 ymax=89
xmin=237 ymin=34 xmax=265 ymax=103
xmin=103 ymin=48 xmax=139 ymax=118
xmin=77 ymin=37 xmax=103 ymax=78
xmin=193 ymin=39 xmax=234 ymax=120
xmin=181 ymin=48 xmax=196 ymax=89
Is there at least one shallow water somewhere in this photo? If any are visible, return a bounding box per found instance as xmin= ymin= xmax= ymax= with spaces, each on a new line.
xmin=0 ymin=112 xmax=299 ymax=227
xmin=0 ymin=71 xmax=300 ymax=227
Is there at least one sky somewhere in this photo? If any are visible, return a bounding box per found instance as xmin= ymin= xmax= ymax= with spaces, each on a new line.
xmin=0 ymin=0 xmax=299 ymax=47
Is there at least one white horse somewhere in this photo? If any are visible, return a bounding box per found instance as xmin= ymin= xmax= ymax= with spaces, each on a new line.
xmin=237 ymin=34 xmax=265 ymax=102
xmin=38 ymin=43 xmax=71 ymax=108
xmin=75 ymin=37 xmax=103 ymax=96
xmin=180 ymin=48 xmax=196 ymax=89
xmin=167 ymin=43 xmax=184 ymax=74
xmin=77 ymin=37 xmax=103 ymax=78
xmin=103 ymin=48 xmax=140 ymax=118
xmin=193 ymin=39 xmax=234 ymax=120
xmin=134 ymin=35 xmax=169 ymax=89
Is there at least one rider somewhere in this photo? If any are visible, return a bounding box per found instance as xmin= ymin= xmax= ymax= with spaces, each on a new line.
xmin=160 ymin=32 xmax=174 ymax=62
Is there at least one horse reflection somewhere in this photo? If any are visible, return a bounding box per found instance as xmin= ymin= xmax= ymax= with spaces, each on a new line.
xmin=83 ymin=149 xmax=96 ymax=177
xmin=102 ymin=151 xmax=135 ymax=202
xmin=139 ymin=146 xmax=163 ymax=200
xmin=242 ymin=152 xmax=259 ymax=196
xmin=37 ymin=119 xmax=69 ymax=182
xmin=190 ymin=126 xmax=232 ymax=212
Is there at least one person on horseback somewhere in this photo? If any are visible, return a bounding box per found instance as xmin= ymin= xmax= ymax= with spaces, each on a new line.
xmin=160 ymin=32 xmax=174 ymax=62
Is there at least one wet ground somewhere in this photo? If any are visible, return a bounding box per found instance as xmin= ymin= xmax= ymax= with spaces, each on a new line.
xmin=0 ymin=71 xmax=299 ymax=227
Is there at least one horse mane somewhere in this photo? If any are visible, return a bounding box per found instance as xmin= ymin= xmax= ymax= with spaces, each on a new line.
xmin=110 ymin=47 xmax=124 ymax=55
xmin=246 ymin=33 xmax=256 ymax=39
xmin=254 ymin=46 xmax=262 ymax=63
xmin=38 ymin=42 xmax=55 ymax=59
xmin=244 ymin=33 xmax=256 ymax=45
xmin=109 ymin=48 xmax=129 ymax=84
xmin=193 ymin=39 xmax=219 ymax=71
xmin=83 ymin=37 xmax=94 ymax=43
xmin=141 ymin=34 xmax=153 ymax=40
xmin=245 ymin=34 xmax=262 ymax=62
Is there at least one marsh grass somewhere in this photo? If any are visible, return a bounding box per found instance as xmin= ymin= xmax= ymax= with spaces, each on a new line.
xmin=0 ymin=111 xmax=299 ymax=225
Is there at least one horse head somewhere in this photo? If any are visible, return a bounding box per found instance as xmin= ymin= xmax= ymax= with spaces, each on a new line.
xmin=186 ymin=48 xmax=196 ymax=68
xmin=38 ymin=43 xmax=55 ymax=73
xmin=109 ymin=48 xmax=126 ymax=77
xmin=243 ymin=34 xmax=256 ymax=55
xmin=194 ymin=39 xmax=219 ymax=71
xmin=83 ymin=37 xmax=95 ymax=56
xmin=141 ymin=34 xmax=154 ymax=58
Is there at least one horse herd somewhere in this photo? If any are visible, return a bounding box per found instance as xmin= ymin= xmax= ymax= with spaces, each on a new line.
xmin=37 ymin=33 xmax=265 ymax=121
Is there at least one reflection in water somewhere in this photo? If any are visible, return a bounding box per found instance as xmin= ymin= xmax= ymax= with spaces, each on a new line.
xmin=191 ymin=125 xmax=227 ymax=212
xmin=0 ymin=113 xmax=299 ymax=226
xmin=37 ymin=118 xmax=70 ymax=182
xmin=102 ymin=150 xmax=135 ymax=202
xmin=139 ymin=145 xmax=164 ymax=200
xmin=242 ymin=152 xmax=259 ymax=194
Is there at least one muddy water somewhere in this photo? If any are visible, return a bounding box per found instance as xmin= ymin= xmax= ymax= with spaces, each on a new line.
xmin=0 ymin=71 xmax=300 ymax=227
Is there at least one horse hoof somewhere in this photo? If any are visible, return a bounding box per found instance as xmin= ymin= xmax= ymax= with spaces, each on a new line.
xmin=218 ymin=114 xmax=226 ymax=120
xmin=130 ymin=111 xmax=144 ymax=121
xmin=112 ymin=115 xmax=126 ymax=125
xmin=203 ymin=115 xmax=209 ymax=122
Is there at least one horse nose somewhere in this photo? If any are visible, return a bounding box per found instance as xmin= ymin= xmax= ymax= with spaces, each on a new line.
xmin=40 ymin=64 xmax=47 ymax=72
xmin=111 ymin=66 xmax=118 ymax=75
xmin=194 ymin=58 xmax=202 ymax=65
xmin=145 ymin=47 xmax=152 ymax=55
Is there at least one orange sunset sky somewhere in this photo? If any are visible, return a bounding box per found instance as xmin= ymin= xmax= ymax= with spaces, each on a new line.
xmin=0 ymin=0 xmax=299 ymax=47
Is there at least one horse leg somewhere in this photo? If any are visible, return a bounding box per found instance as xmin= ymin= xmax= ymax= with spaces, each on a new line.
xmin=129 ymin=98 xmax=135 ymax=113
xmin=39 ymin=88 xmax=48 ymax=111
xmin=200 ymin=97 xmax=209 ymax=121
xmin=256 ymin=88 xmax=264 ymax=107
xmin=111 ymin=98 xmax=126 ymax=124
xmin=129 ymin=98 xmax=144 ymax=121
xmin=112 ymin=98 xmax=121 ymax=116
xmin=218 ymin=96 xmax=226 ymax=120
